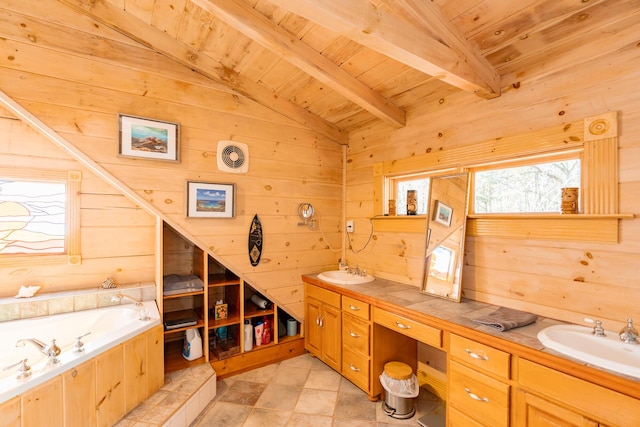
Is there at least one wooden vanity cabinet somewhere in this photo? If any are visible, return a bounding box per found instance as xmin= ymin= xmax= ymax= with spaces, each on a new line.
xmin=515 ymin=358 xmax=639 ymax=426
xmin=305 ymin=283 xmax=341 ymax=371
xmin=447 ymin=334 xmax=511 ymax=427
xmin=341 ymin=296 xmax=371 ymax=392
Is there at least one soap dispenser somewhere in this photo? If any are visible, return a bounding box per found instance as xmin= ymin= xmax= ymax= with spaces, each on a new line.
xmin=619 ymin=318 xmax=639 ymax=344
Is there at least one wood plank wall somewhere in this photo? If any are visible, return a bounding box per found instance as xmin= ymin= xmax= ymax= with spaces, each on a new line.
xmin=0 ymin=1 xmax=343 ymax=320
xmin=346 ymin=34 xmax=640 ymax=329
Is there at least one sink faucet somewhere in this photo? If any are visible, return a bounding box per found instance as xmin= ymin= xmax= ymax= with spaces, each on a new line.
xmin=619 ymin=318 xmax=639 ymax=344
xmin=111 ymin=293 xmax=150 ymax=320
xmin=16 ymin=338 xmax=61 ymax=364
xmin=584 ymin=318 xmax=606 ymax=337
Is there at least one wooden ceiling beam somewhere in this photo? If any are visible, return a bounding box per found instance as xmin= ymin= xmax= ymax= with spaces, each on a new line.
xmin=57 ymin=0 xmax=348 ymax=145
xmin=192 ymin=0 xmax=406 ymax=128
xmin=267 ymin=0 xmax=501 ymax=99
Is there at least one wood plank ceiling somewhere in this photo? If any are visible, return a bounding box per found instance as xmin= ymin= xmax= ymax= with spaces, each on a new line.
xmin=59 ymin=0 xmax=638 ymax=144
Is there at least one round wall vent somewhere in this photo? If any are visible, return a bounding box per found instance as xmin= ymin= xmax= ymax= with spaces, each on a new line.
xmin=217 ymin=140 xmax=249 ymax=173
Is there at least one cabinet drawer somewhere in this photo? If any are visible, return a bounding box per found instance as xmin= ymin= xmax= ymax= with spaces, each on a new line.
xmin=373 ymin=307 xmax=441 ymax=347
xmin=305 ymin=283 xmax=340 ymax=308
xmin=449 ymin=361 xmax=509 ymax=427
xmin=342 ymin=347 xmax=370 ymax=391
xmin=448 ymin=406 xmax=485 ymax=427
xmin=342 ymin=296 xmax=370 ymax=320
xmin=342 ymin=314 xmax=370 ymax=355
xmin=518 ymin=359 xmax=640 ymax=426
xmin=449 ymin=334 xmax=510 ymax=379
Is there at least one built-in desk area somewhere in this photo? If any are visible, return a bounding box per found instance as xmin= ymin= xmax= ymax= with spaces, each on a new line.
xmin=302 ymin=274 xmax=640 ymax=426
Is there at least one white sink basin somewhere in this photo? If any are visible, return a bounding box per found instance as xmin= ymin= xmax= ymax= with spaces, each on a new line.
xmin=317 ymin=270 xmax=375 ymax=285
xmin=537 ymin=324 xmax=640 ymax=378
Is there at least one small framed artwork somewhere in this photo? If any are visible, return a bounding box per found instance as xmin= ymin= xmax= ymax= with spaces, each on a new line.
xmin=186 ymin=181 xmax=235 ymax=218
xmin=118 ymin=114 xmax=179 ymax=162
xmin=433 ymin=200 xmax=453 ymax=227
xmin=214 ymin=303 xmax=228 ymax=320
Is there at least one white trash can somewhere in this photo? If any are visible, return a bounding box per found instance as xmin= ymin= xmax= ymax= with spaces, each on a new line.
xmin=379 ymin=361 xmax=419 ymax=419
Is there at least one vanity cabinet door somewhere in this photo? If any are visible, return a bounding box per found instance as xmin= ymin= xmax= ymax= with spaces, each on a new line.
xmin=0 ymin=396 xmax=20 ymax=427
xmin=124 ymin=333 xmax=147 ymax=413
xmin=63 ymin=359 xmax=97 ymax=427
xmin=304 ymin=284 xmax=341 ymax=371
xmin=514 ymin=388 xmax=598 ymax=427
xmin=146 ymin=324 xmax=165 ymax=395
xmin=95 ymin=345 xmax=124 ymax=427
xmin=22 ymin=376 xmax=63 ymax=427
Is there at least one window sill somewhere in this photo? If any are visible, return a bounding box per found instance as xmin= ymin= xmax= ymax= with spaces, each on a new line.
xmin=373 ymin=214 xmax=633 ymax=242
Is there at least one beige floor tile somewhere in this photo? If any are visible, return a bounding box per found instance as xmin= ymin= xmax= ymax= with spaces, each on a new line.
xmin=333 ymin=389 xmax=377 ymax=421
xmin=218 ymin=379 xmax=267 ymax=406
xmin=294 ymin=389 xmax=337 ymax=416
xmin=285 ymin=413 xmax=333 ymax=427
xmin=254 ymin=383 xmax=302 ymax=411
xmin=272 ymin=364 xmax=310 ymax=387
xmin=303 ymin=368 xmax=342 ymax=391
xmin=243 ymin=407 xmax=291 ymax=427
xmin=194 ymin=401 xmax=252 ymax=427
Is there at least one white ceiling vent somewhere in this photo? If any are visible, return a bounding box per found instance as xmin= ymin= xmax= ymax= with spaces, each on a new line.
xmin=217 ymin=140 xmax=249 ymax=174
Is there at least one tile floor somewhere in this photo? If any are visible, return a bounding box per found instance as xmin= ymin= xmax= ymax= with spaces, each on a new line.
xmin=191 ymin=353 xmax=445 ymax=427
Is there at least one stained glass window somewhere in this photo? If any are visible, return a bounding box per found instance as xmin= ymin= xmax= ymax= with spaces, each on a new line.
xmin=0 ymin=179 xmax=66 ymax=254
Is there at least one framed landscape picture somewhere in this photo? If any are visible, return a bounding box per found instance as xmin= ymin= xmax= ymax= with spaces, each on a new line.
xmin=433 ymin=200 xmax=453 ymax=227
xmin=186 ymin=181 xmax=235 ymax=218
xmin=118 ymin=114 xmax=180 ymax=162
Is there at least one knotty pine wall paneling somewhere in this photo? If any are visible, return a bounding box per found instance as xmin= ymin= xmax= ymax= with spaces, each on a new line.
xmin=0 ymin=1 xmax=343 ymax=319
xmin=346 ymin=39 xmax=640 ymax=329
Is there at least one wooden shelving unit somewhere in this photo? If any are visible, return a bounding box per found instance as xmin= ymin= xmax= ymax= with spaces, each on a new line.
xmin=160 ymin=222 xmax=305 ymax=375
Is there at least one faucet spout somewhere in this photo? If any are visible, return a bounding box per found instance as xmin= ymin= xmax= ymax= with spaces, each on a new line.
xmin=16 ymin=338 xmax=61 ymax=364
xmin=111 ymin=293 xmax=143 ymax=307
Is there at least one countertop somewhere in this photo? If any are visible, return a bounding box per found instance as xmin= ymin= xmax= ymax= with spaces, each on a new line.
xmin=302 ymin=273 xmax=640 ymax=397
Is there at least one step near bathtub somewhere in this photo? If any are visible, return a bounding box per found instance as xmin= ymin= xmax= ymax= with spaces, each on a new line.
xmin=0 ymin=300 xmax=160 ymax=403
xmin=317 ymin=270 xmax=375 ymax=285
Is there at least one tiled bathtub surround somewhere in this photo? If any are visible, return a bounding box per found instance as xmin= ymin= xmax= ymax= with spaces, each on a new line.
xmin=0 ymin=281 xmax=156 ymax=321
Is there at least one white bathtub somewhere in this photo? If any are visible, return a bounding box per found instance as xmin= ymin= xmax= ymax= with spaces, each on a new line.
xmin=0 ymin=300 xmax=160 ymax=404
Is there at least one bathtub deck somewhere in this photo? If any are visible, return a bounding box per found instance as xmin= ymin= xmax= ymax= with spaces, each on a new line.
xmin=115 ymin=363 xmax=216 ymax=427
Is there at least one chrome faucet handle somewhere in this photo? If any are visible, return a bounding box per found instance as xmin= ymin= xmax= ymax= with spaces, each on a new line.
xmin=45 ymin=339 xmax=61 ymax=364
xmin=3 ymin=358 xmax=31 ymax=379
xmin=584 ymin=318 xmax=606 ymax=337
xmin=619 ymin=318 xmax=639 ymax=344
xmin=73 ymin=332 xmax=91 ymax=353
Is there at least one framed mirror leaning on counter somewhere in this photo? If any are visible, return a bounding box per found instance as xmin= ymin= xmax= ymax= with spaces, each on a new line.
xmin=421 ymin=173 xmax=470 ymax=302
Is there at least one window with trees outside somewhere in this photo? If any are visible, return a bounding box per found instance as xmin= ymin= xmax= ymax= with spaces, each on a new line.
xmin=473 ymin=157 xmax=581 ymax=214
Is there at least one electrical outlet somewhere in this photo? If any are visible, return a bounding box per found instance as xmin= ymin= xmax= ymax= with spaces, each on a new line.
xmin=346 ymin=220 xmax=354 ymax=232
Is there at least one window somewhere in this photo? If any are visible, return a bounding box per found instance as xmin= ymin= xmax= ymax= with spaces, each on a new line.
xmin=393 ymin=176 xmax=430 ymax=215
xmin=0 ymin=169 xmax=81 ymax=265
xmin=0 ymin=179 xmax=66 ymax=254
xmin=473 ymin=157 xmax=581 ymax=214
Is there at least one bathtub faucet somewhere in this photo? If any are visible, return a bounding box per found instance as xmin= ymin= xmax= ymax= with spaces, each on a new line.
xmin=111 ymin=293 xmax=150 ymax=321
xmin=16 ymin=338 xmax=61 ymax=365
xmin=111 ymin=292 xmax=143 ymax=306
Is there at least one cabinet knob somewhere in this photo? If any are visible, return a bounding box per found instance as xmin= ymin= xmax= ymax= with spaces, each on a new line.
xmin=349 ymin=331 xmax=360 ymax=338
xmin=349 ymin=363 xmax=360 ymax=372
xmin=349 ymin=304 xmax=361 ymax=311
